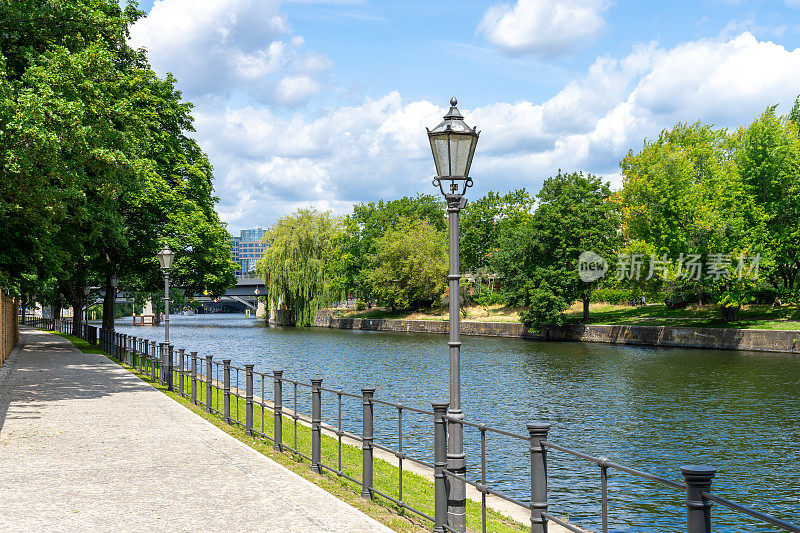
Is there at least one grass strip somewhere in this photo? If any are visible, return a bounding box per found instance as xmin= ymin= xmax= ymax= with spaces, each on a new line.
xmin=50 ymin=330 xmax=529 ymax=533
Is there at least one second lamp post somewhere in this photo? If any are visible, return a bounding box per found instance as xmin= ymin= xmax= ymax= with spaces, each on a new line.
xmin=110 ymin=273 xmax=119 ymax=332
xmin=157 ymin=244 xmax=174 ymax=345
xmin=158 ymin=244 xmax=174 ymax=391
xmin=426 ymin=97 xmax=480 ymax=532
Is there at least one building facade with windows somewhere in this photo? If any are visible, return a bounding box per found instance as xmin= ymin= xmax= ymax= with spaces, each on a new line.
xmin=230 ymin=228 xmax=267 ymax=278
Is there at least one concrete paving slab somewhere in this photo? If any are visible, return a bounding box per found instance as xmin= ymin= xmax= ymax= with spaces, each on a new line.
xmin=0 ymin=328 xmax=391 ymax=533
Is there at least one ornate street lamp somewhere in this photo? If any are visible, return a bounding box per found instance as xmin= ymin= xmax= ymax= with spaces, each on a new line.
xmin=157 ymin=245 xmax=174 ymax=345
xmin=158 ymin=244 xmax=175 ymax=391
xmin=110 ymin=273 xmax=119 ymax=331
xmin=83 ymin=285 xmax=91 ymax=339
xmin=426 ymin=97 xmax=479 ymax=532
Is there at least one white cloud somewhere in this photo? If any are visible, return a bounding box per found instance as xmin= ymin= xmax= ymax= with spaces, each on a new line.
xmin=199 ymin=32 xmax=800 ymax=231
xmin=477 ymin=0 xmax=610 ymax=56
xmin=129 ymin=0 xmax=331 ymax=106
xmin=129 ymin=7 xmax=800 ymax=232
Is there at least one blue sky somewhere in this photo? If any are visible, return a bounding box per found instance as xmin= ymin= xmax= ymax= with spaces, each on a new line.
xmin=128 ymin=0 xmax=800 ymax=231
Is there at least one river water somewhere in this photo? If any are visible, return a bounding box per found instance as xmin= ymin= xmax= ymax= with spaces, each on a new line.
xmin=113 ymin=314 xmax=800 ymax=532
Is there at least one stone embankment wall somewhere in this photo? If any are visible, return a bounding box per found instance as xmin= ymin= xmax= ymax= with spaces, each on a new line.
xmin=313 ymin=311 xmax=800 ymax=354
xmin=1 ymin=292 xmax=19 ymax=365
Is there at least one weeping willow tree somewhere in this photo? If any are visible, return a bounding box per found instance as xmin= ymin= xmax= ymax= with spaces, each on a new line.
xmin=256 ymin=209 xmax=343 ymax=326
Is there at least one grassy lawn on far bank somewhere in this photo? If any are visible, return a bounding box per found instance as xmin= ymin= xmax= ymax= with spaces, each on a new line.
xmin=561 ymin=302 xmax=800 ymax=330
xmin=331 ymin=302 xmax=800 ymax=331
xmin=48 ymin=330 xmax=529 ymax=533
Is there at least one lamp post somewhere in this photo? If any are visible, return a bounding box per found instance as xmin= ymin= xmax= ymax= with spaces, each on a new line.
xmin=426 ymin=97 xmax=479 ymax=532
xmin=83 ymin=285 xmax=91 ymax=340
xmin=157 ymin=245 xmax=174 ymax=345
xmin=110 ymin=273 xmax=119 ymax=332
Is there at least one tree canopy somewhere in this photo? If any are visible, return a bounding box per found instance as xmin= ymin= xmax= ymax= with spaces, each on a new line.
xmin=494 ymin=171 xmax=620 ymax=327
xmin=0 ymin=0 xmax=236 ymax=329
xmin=367 ymin=218 xmax=447 ymax=311
xmin=257 ymin=209 xmax=342 ymax=327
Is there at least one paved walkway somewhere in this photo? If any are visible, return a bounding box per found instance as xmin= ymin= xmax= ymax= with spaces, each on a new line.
xmin=0 ymin=328 xmax=391 ymax=532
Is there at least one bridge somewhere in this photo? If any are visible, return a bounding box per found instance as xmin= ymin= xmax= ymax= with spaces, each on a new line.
xmin=75 ymin=278 xmax=268 ymax=317
xmin=193 ymin=278 xmax=266 ymax=314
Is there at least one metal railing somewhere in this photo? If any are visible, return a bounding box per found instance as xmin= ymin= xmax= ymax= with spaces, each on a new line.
xmin=29 ymin=319 xmax=800 ymax=533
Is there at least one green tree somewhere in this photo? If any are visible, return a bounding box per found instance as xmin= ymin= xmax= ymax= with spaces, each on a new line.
xmin=367 ymin=218 xmax=447 ymax=311
xmin=256 ymin=209 xmax=342 ymax=327
xmin=0 ymin=0 xmax=236 ymax=332
xmin=618 ymin=122 xmax=768 ymax=320
xmin=459 ymin=189 xmax=533 ymax=273
xmin=336 ymin=194 xmax=444 ymax=299
xmin=495 ymin=171 xmax=620 ymax=327
xmin=732 ymin=106 xmax=800 ymax=299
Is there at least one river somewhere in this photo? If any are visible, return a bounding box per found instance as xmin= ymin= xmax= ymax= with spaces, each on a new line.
xmin=113 ymin=313 xmax=800 ymax=532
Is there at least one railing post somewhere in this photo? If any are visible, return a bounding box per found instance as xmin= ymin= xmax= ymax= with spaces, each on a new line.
xmin=205 ymin=355 xmax=213 ymax=413
xmin=131 ymin=336 xmax=137 ymax=369
xmin=159 ymin=343 xmax=167 ymax=385
xmin=361 ymin=387 xmax=376 ymax=499
xmin=166 ymin=344 xmax=174 ymax=391
xmin=273 ymin=371 xmax=283 ymax=451
xmin=190 ymin=351 xmax=198 ymax=405
xmin=245 ymin=364 xmax=254 ymax=435
xmin=178 ymin=349 xmax=185 ymax=396
xmin=433 ymin=402 xmax=449 ymax=533
xmin=150 ymin=341 xmax=157 ymax=382
xmin=528 ymin=423 xmax=550 ymax=533
xmin=223 ymin=359 xmax=232 ymax=424
xmin=123 ymin=334 xmax=129 ymax=364
xmin=310 ymin=378 xmax=323 ymax=474
xmin=681 ymin=465 xmax=715 ymax=533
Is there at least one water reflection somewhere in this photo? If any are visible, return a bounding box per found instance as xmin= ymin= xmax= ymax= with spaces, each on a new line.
xmin=114 ymin=314 xmax=800 ymax=532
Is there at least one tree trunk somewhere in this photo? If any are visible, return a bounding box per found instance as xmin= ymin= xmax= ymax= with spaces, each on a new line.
xmin=71 ymin=296 xmax=83 ymax=337
xmin=582 ymin=297 xmax=590 ymax=322
xmin=61 ymin=281 xmax=84 ymax=338
xmin=721 ymin=305 xmax=740 ymax=323
xmin=102 ymin=272 xmax=115 ymax=331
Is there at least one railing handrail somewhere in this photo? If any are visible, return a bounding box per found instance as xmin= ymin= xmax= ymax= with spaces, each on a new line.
xmin=36 ymin=319 xmax=800 ymax=533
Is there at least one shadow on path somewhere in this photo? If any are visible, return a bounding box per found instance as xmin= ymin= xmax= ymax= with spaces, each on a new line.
xmin=0 ymin=328 xmax=150 ymax=434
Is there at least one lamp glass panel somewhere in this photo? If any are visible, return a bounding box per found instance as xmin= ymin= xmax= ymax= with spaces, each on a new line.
xmin=464 ymin=135 xmax=478 ymax=178
xmin=429 ymin=134 xmax=451 ymax=177
xmin=158 ymin=249 xmax=174 ymax=270
xmin=449 ymin=134 xmax=473 ymax=177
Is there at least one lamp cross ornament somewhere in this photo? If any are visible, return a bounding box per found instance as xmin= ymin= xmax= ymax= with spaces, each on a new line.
xmin=426 ymin=97 xmax=479 ymax=533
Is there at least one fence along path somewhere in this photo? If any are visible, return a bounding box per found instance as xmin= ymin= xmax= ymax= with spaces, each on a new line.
xmin=0 ymin=327 xmax=391 ymax=533
xmin=33 ymin=318 xmax=800 ymax=533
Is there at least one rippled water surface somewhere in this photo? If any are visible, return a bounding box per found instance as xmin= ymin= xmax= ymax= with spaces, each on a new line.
xmin=114 ymin=314 xmax=800 ymax=532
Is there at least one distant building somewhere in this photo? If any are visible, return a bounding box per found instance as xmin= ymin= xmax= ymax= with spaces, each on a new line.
xmin=230 ymin=228 xmax=267 ymax=278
